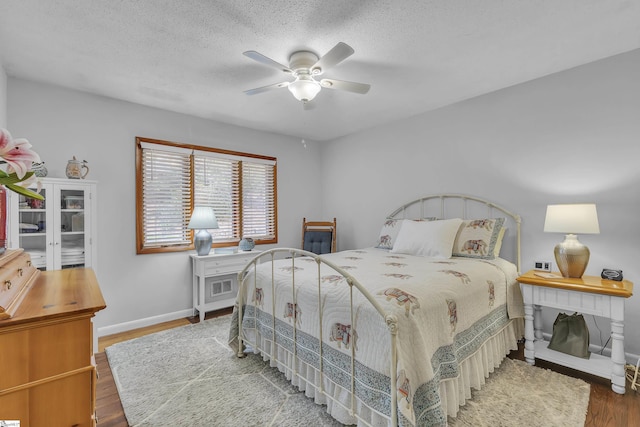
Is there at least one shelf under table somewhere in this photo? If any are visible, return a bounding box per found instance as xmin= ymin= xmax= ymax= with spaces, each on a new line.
xmin=534 ymin=340 xmax=612 ymax=379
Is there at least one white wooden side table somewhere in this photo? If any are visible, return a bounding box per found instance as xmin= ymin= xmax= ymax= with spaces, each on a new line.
xmin=518 ymin=270 xmax=633 ymax=394
xmin=190 ymin=250 xmax=260 ymax=322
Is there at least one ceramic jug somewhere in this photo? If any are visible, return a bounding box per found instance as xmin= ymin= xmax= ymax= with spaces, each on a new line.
xmin=66 ymin=156 xmax=89 ymax=179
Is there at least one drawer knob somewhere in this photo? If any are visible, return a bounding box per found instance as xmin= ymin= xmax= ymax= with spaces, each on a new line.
xmin=4 ymin=280 xmax=11 ymax=290
xmin=17 ymin=268 xmax=23 ymax=277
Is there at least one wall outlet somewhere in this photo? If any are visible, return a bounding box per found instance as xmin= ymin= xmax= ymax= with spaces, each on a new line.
xmin=534 ymin=261 xmax=552 ymax=272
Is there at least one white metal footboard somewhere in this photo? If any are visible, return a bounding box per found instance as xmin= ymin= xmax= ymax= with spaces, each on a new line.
xmin=236 ymin=248 xmax=399 ymax=427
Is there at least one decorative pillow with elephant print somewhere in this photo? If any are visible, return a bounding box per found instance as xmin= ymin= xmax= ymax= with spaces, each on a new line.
xmin=375 ymin=218 xmax=436 ymax=249
xmin=452 ymin=218 xmax=506 ymax=259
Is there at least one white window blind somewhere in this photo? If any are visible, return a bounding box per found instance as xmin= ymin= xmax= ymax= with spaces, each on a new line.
xmin=193 ymin=156 xmax=240 ymax=241
xmin=242 ymin=161 xmax=276 ymax=240
xmin=137 ymin=137 xmax=277 ymax=253
xmin=141 ymin=148 xmax=192 ymax=248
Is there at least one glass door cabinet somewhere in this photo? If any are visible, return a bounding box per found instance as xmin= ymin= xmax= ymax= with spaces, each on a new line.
xmin=7 ymin=177 xmax=97 ymax=272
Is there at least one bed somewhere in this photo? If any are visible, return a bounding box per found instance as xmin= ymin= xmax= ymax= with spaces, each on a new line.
xmin=229 ymin=194 xmax=525 ymax=426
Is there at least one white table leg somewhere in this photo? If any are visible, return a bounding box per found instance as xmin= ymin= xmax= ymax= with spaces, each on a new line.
xmin=611 ymin=320 xmax=625 ymax=394
xmin=199 ymin=275 xmax=206 ymax=322
xmin=610 ymin=297 xmax=626 ymax=394
xmin=192 ymin=260 xmax=198 ymax=318
xmin=523 ymin=301 xmax=535 ymax=365
xmin=533 ymin=304 xmax=543 ymax=341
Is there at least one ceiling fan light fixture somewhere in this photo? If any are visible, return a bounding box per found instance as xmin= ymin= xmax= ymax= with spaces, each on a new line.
xmin=244 ymin=42 xmax=370 ymax=103
xmin=288 ymin=75 xmax=321 ymax=102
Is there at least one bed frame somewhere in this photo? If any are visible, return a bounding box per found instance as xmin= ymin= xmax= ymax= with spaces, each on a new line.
xmin=236 ymin=194 xmax=521 ymax=427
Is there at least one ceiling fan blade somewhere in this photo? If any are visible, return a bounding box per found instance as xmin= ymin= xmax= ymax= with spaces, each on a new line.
xmin=311 ymin=42 xmax=354 ymax=74
xmin=319 ymin=78 xmax=370 ymax=94
xmin=243 ymin=51 xmax=292 ymax=73
xmin=244 ymin=81 xmax=290 ymax=96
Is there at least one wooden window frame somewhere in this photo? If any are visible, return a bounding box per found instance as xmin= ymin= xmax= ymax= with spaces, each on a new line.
xmin=136 ymin=137 xmax=278 ymax=254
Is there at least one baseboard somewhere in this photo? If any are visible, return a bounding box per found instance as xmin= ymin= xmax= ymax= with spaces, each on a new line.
xmin=97 ymin=308 xmax=193 ymax=338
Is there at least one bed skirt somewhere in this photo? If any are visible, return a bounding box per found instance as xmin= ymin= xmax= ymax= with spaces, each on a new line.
xmin=245 ymin=317 xmax=524 ymax=426
xmin=439 ymin=317 xmax=523 ymax=418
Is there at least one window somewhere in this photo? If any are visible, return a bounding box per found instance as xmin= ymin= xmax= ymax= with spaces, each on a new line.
xmin=136 ymin=137 xmax=277 ymax=254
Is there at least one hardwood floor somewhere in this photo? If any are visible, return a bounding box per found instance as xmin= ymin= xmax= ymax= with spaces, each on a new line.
xmin=95 ymin=351 xmax=128 ymax=427
xmin=95 ymin=311 xmax=639 ymax=426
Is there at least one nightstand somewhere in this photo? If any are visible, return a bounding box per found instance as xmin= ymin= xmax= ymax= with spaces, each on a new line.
xmin=518 ymin=270 xmax=633 ymax=394
xmin=190 ymin=250 xmax=260 ymax=322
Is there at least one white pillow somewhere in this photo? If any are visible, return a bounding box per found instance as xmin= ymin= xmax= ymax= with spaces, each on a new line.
xmin=391 ymin=218 xmax=463 ymax=258
xmin=375 ymin=218 xmax=437 ymax=249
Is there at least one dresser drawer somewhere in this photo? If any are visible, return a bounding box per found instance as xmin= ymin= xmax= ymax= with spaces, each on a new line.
xmin=202 ymin=254 xmax=256 ymax=275
xmin=0 ymin=249 xmax=40 ymax=320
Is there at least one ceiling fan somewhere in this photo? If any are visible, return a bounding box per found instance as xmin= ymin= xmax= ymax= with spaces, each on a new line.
xmin=243 ymin=42 xmax=371 ymax=104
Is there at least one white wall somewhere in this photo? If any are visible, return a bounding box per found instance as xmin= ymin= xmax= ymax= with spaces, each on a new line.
xmin=7 ymin=49 xmax=640 ymax=360
xmin=0 ymin=64 xmax=6 ymax=127
xmin=7 ymin=78 xmax=324 ymax=333
xmin=322 ymin=49 xmax=640 ymax=358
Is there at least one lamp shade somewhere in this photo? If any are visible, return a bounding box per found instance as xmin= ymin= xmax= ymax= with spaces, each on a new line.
xmin=543 ymin=204 xmax=600 ymax=234
xmin=288 ymin=75 xmax=321 ymax=102
xmin=187 ymin=206 xmax=218 ymax=230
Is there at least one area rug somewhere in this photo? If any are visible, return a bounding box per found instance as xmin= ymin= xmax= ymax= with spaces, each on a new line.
xmin=106 ymin=315 xmax=590 ymax=426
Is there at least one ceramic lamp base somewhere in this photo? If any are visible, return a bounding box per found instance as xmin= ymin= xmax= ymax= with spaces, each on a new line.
xmin=554 ymin=234 xmax=590 ymax=278
xmin=194 ymin=229 xmax=213 ymax=256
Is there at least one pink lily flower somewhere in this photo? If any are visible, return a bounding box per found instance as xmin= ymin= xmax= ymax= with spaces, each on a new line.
xmin=0 ymin=128 xmax=41 ymax=179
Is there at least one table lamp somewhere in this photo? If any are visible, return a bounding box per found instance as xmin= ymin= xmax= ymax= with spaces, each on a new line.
xmin=188 ymin=206 xmax=218 ymax=256
xmin=543 ymin=204 xmax=600 ymax=278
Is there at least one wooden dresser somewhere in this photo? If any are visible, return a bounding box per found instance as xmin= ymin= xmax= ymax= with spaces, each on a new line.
xmin=0 ymin=267 xmax=106 ymax=426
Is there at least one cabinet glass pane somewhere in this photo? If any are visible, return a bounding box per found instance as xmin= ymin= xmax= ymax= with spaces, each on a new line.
xmin=19 ymin=189 xmax=47 ymax=269
xmin=60 ymin=189 xmax=86 ymax=269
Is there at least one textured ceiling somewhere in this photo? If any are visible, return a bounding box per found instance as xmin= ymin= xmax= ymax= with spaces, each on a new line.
xmin=0 ymin=1 xmax=639 ymax=141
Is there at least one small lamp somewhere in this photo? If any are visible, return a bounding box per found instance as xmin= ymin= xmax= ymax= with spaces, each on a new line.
xmin=543 ymin=204 xmax=600 ymax=278
xmin=188 ymin=206 xmax=218 ymax=256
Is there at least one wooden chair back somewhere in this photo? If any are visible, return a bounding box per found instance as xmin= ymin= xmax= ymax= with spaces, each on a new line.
xmin=301 ymin=218 xmax=337 ymax=254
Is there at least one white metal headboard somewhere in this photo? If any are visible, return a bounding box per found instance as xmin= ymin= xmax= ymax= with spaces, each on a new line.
xmin=387 ymin=194 xmax=521 ymax=273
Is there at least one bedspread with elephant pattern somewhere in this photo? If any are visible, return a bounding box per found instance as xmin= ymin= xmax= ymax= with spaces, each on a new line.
xmin=229 ymin=247 xmax=522 ymax=426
